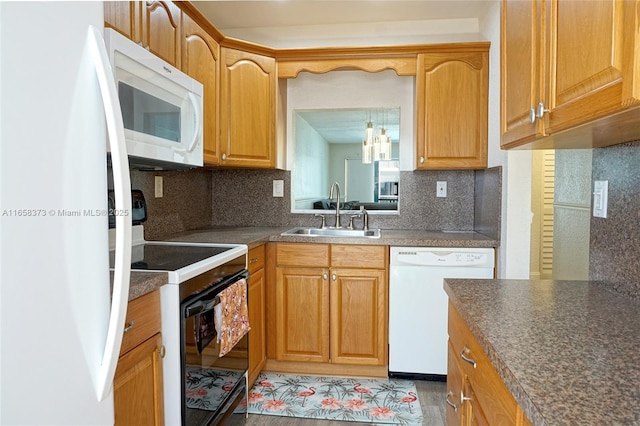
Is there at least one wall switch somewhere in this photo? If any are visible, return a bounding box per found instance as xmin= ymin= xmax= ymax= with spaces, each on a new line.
xmin=154 ymin=176 xmax=163 ymax=198
xmin=593 ymin=180 xmax=608 ymax=218
xmin=436 ymin=181 xmax=447 ymax=198
xmin=273 ymin=180 xmax=284 ymax=197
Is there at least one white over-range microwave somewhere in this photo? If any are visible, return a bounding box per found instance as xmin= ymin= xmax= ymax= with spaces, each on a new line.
xmin=104 ymin=28 xmax=203 ymax=170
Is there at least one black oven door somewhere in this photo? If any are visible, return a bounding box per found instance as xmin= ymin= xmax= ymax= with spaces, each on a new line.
xmin=181 ymin=273 xmax=249 ymax=426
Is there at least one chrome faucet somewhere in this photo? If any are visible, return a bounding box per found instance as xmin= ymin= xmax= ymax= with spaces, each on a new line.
xmin=329 ymin=181 xmax=341 ymax=228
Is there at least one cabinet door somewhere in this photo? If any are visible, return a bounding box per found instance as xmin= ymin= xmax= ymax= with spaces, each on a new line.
xmin=220 ymin=48 xmax=276 ymax=168
xmin=546 ymin=0 xmax=630 ymax=133
xmin=330 ymin=268 xmax=387 ymax=366
xmin=182 ymin=13 xmax=220 ymax=165
xmin=140 ymin=1 xmax=181 ymax=67
xmin=275 ymin=267 xmax=329 ymax=363
xmin=446 ymin=341 xmax=465 ymax=426
xmin=500 ymin=0 xmax=546 ymax=148
xmin=114 ymin=333 xmax=164 ymax=426
xmin=104 ymin=1 xmax=140 ymax=42
xmin=416 ymin=50 xmax=488 ymax=169
xmin=247 ymin=266 xmax=266 ymax=387
xmin=465 ymin=378 xmax=490 ymax=426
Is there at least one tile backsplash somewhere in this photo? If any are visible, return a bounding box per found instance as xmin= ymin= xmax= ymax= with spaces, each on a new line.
xmin=589 ymin=140 xmax=640 ymax=300
xmin=209 ymin=168 xmax=501 ymax=232
xmin=130 ymin=169 xmax=212 ymax=240
xmin=129 ymin=166 xmax=502 ymax=242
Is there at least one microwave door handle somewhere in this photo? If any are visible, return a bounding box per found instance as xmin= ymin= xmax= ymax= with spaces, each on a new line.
xmin=174 ymin=92 xmax=201 ymax=154
xmin=88 ymin=25 xmax=133 ymax=402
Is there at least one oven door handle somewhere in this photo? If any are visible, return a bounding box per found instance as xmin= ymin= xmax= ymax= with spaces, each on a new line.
xmin=88 ymin=25 xmax=133 ymax=402
xmin=185 ymin=299 xmax=217 ymax=318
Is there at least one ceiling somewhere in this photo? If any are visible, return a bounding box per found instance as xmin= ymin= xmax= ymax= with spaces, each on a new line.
xmin=190 ymin=1 xmax=496 ymax=145
xmin=191 ymin=1 xmax=496 ymax=48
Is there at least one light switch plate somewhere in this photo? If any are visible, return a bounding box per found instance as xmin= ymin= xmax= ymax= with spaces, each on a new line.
xmin=273 ymin=180 xmax=284 ymax=197
xmin=154 ymin=176 xmax=163 ymax=198
xmin=436 ymin=181 xmax=447 ymax=198
xmin=593 ymin=180 xmax=608 ymax=218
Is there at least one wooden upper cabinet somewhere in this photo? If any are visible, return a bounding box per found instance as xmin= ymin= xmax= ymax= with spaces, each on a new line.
xmin=547 ymin=0 xmax=629 ymax=132
xmin=501 ymin=0 xmax=640 ymax=149
xmin=104 ymin=1 xmax=181 ymax=68
xmin=104 ymin=2 xmax=139 ymax=41
xmin=219 ymin=48 xmax=277 ymax=168
xmin=181 ymin=13 xmax=220 ymax=165
xmin=500 ymin=0 xmax=545 ymax=147
xmin=416 ymin=49 xmax=489 ymax=169
xmin=140 ymin=1 xmax=182 ymax=68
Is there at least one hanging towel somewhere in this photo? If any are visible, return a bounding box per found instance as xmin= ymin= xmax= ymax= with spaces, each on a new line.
xmin=213 ymin=278 xmax=251 ymax=357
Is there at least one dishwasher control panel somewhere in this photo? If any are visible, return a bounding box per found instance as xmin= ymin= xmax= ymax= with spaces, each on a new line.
xmin=391 ymin=247 xmax=495 ymax=268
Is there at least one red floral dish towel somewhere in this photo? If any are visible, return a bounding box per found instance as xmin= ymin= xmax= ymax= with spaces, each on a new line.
xmin=213 ymin=278 xmax=251 ymax=357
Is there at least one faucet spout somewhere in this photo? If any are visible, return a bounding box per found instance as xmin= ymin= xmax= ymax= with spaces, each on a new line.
xmin=329 ymin=182 xmax=341 ymax=228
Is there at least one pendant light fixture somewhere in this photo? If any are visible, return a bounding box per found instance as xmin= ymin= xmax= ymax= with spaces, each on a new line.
xmin=362 ymin=109 xmax=393 ymax=164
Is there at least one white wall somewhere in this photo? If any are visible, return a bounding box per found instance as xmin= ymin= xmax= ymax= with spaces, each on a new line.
xmin=286 ymin=70 xmax=415 ymax=172
xmin=294 ymin=116 xmax=330 ymax=206
xmin=480 ymin=1 xmax=532 ymax=279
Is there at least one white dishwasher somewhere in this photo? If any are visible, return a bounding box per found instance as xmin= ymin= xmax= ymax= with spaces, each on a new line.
xmin=389 ymin=246 xmax=494 ymax=379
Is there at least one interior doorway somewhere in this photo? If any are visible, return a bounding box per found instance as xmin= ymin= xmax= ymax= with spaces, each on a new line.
xmin=530 ymin=150 xmax=555 ymax=279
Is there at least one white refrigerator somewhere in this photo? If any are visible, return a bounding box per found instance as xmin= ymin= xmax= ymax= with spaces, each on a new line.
xmin=1 ymin=2 xmax=133 ymax=425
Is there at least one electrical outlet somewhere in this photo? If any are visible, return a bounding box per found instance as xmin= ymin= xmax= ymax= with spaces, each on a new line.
xmin=155 ymin=176 xmax=163 ymax=198
xmin=273 ymin=180 xmax=284 ymax=197
xmin=436 ymin=181 xmax=447 ymax=198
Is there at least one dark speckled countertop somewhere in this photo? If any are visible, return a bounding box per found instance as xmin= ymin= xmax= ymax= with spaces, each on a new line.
xmin=126 ymin=226 xmax=497 ymax=299
xmin=445 ymin=279 xmax=640 ymax=426
xmin=163 ymin=226 xmax=499 ymax=248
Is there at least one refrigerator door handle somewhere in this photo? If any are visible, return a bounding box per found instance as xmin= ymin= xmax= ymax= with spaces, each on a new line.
xmin=87 ymin=25 xmax=133 ymax=402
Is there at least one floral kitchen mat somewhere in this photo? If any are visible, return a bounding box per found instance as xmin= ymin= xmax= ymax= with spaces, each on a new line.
xmin=247 ymin=372 xmax=424 ymax=425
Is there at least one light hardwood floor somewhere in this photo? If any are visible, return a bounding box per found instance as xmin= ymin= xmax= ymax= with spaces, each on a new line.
xmin=242 ymin=380 xmax=447 ymax=426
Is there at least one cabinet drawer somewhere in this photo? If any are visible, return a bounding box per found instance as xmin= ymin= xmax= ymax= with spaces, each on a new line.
xmin=276 ymin=243 xmax=330 ymax=267
xmin=248 ymin=244 xmax=265 ymax=274
xmin=331 ymin=245 xmax=387 ymax=268
xmin=448 ymin=303 xmax=519 ymax=424
xmin=120 ymin=290 xmax=161 ymax=355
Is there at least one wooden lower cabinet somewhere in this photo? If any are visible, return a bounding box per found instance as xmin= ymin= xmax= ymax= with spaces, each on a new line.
xmin=247 ymin=245 xmax=266 ymax=387
xmin=267 ymin=243 xmax=388 ymax=377
xmin=447 ymin=302 xmax=530 ymax=426
xmin=114 ymin=290 xmax=164 ymax=426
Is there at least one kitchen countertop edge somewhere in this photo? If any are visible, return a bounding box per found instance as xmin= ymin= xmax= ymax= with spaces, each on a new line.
xmin=127 ymin=227 xmax=498 ymax=300
xmin=445 ymin=278 xmax=640 ymax=426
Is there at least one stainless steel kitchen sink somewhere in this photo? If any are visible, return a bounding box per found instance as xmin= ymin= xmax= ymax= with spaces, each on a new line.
xmin=281 ymin=227 xmax=381 ymax=238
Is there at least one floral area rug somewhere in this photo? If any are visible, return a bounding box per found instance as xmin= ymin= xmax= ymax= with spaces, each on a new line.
xmin=247 ymin=373 xmax=424 ymax=425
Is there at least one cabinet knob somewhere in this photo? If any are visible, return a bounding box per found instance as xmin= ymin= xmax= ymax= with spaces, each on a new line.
xmin=331 ymin=273 xmax=337 ymax=281
xmin=159 ymin=345 xmax=166 ymax=359
xmin=322 ymin=273 xmax=328 ymax=280
xmin=221 ymin=153 xmax=227 ymax=160
xmin=460 ymin=390 xmax=472 ymax=404
xmin=123 ymin=320 xmax=135 ymax=333
xmin=445 ymin=391 xmax=458 ymax=412
xmin=536 ymin=101 xmax=550 ymax=119
xmin=419 ymin=156 xmax=425 ymax=164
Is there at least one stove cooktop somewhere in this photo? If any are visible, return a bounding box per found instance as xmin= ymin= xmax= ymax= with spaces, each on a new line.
xmin=129 ymin=243 xmax=236 ymax=271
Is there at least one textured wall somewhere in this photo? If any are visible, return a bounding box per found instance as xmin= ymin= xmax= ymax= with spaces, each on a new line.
xmin=210 ymin=168 xmax=484 ymax=231
xmin=590 ymin=141 xmax=640 ymax=300
xmin=553 ymin=150 xmax=592 ymax=280
xmin=130 ymin=169 xmax=212 ymax=240
xmin=474 ymin=167 xmax=502 ymax=240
